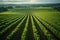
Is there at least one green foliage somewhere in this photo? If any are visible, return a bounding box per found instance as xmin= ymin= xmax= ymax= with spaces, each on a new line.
xmin=0 ymin=7 xmax=60 ymax=40
xmin=0 ymin=7 xmax=8 ymax=12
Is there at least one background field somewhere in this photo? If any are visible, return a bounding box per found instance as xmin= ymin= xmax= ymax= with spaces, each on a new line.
xmin=0 ymin=7 xmax=60 ymax=40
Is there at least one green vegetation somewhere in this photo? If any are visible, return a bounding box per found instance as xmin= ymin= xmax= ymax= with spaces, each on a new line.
xmin=0 ymin=7 xmax=60 ymax=40
xmin=0 ymin=7 xmax=8 ymax=12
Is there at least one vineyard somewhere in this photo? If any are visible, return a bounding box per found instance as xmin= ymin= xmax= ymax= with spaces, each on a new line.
xmin=0 ymin=7 xmax=60 ymax=40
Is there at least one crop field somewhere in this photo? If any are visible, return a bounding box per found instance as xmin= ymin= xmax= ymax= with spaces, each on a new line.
xmin=0 ymin=7 xmax=60 ymax=40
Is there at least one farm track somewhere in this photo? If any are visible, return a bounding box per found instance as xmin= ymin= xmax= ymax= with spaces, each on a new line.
xmin=0 ymin=17 xmax=18 ymax=26
xmin=0 ymin=15 xmax=60 ymax=40
xmin=0 ymin=16 xmax=25 ymax=40
xmin=0 ymin=17 xmax=20 ymax=31
xmin=25 ymin=15 xmax=35 ymax=40
xmin=34 ymin=16 xmax=60 ymax=40
xmin=8 ymin=16 xmax=28 ymax=40
xmin=32 ymin=16 xmax=47 ymax=40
